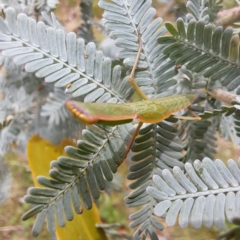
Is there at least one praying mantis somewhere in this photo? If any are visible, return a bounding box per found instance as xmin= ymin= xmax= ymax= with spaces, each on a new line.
xmin=66 ymin=32 xmax=201 ymax=163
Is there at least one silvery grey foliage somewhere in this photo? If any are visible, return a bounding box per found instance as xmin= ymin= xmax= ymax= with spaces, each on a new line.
xmin=0 ymin=0 xmax=81 ymax=218
xmin=35 ymin=0 xmax=59 ymax=10
xmin=147 ymin=157 xmax=240 ymax=230
xmin=0 ymin=0 xmax=59 ymax=16
xmin=40 ymin=88 xmax=72 ymax=126
xmin=0 ymin=160 xmax=11 ymax=205
xmin=0 ymin=0 xmax=239 ymax=239
xmin=186 ymin=0 xmax=222 ymax=23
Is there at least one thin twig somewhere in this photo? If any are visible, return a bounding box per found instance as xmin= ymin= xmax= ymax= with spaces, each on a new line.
xmin=208 ymin=89 xmax=238 ymax=105
xmin=0 ymin=226 xmax=22 ymax=231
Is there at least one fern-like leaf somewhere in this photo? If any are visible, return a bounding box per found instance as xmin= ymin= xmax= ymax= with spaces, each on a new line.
xmin=186 ymin=0 xmax=222 ymax=23
xmin=40 ymin=88 xmax=72 ymax=126
xmin=100 ymin=0 xmax=181 ymax=97
xmin=159 ymin=19 xmax=240 ymax=94
xmin=0 ymin=7 xmax=131 ymax=103
xmin=146 ymin=157 xmax=240 ymax=230
xmin=21 ymin=122 xmax=135 ymax=236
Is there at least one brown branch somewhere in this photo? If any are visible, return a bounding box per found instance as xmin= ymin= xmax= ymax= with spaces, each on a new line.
xmin=0 ymin=225 xmax=22 ymax=231
xmin=208 ymin=89 xmax=238 ymax=105
xmin=217 ymin=6 xmax=240 ymax=27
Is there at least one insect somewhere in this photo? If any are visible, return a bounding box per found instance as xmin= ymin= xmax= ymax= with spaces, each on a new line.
xmin=66 ymin=94 xmax=198 ymax=126
xmin=66 ymin=32 xmax=201 ymax=164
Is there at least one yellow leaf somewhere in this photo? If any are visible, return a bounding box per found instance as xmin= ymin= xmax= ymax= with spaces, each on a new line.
xmin=27 ymin=134 xmax=108 ymax=240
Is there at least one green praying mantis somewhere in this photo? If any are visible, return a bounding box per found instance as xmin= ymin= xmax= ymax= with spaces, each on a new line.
xmin=66 ymin=33 xmax=201 ymax=163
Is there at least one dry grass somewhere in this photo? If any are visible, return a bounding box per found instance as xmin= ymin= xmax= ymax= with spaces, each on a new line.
xmin=0 ymin=153 xmax=50 ymax=240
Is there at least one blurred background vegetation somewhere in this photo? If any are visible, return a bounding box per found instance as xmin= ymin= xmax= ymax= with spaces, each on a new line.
xmin=0 ymin=0 xmax=240 ymax=239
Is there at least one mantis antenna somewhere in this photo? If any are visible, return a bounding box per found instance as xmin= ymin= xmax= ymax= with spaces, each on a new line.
xmin=128 ymin=30 xmax=149 ymax=101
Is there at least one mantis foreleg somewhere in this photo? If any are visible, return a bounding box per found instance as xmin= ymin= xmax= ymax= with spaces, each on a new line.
xmin=128 ymin=29 xmax=149 ymax=101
